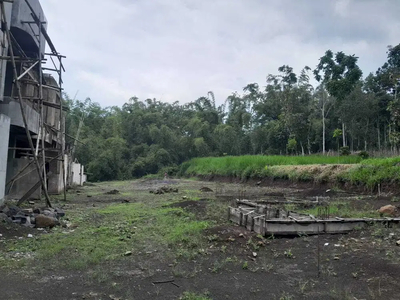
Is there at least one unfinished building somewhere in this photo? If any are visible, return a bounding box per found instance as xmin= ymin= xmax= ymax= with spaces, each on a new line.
xmin=0 ymin=0 xmax=70 ymax=205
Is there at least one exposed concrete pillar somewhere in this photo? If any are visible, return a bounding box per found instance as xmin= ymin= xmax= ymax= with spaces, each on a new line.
xmin=0 ymin=114 xmax=10 ymax=204
xmin=0 ymin=2 xmax=12 ymax=101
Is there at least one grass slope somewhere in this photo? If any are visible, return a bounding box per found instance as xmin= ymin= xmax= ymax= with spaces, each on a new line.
xmin=180 ymin=155 xmax=400 ymax=189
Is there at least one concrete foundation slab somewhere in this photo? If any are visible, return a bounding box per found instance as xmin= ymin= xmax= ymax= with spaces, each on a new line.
xmin=229 ymin=206 xmax=400 ymax=236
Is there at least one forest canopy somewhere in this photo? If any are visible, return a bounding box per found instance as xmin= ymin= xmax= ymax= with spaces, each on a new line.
xmin=65 ymin=44 xmax=400 ymax=181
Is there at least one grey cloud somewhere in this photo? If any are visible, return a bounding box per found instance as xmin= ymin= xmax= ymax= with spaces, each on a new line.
xmin=40 ymin=0 xmax=400 ymax=107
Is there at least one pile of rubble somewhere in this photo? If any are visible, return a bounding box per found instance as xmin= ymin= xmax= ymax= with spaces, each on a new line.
xmin=149 ymin=186 xmax=179 ymax=194
xmin=0 ymin=204 xmax=65 ymax=228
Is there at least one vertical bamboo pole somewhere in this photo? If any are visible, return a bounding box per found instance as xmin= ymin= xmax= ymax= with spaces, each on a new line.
xmin=59 ymin=57 xmax=66 ymax=201
xmin=38 ymin=13 xmax=48 ymax=204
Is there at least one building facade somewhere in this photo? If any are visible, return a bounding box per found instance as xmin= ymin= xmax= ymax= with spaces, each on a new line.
xmin=0 ymin=0 xmax=66 ymax=204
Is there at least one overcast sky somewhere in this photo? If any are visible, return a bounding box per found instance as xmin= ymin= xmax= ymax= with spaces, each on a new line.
xmin=40 ymin=0 xmax=400 ymax=107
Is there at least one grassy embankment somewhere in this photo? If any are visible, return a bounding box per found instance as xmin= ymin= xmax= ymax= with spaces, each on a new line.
xmin=180 ymin=155 xmax=400 ymax=189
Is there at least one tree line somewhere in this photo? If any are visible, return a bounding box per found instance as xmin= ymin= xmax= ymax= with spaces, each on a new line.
xmin=65 ymin=44 xmax=400 ymax=181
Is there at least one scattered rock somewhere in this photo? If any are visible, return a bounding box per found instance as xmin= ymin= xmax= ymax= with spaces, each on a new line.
xmin=35 ymin=214 xmax=59 ymax=228
xmin=252 ymin=252 xmax=257 ymax=257
xmin=151 ymin=186 xmax=179 ymax=194
xmin=0 ymin=213 xmax=11 ymax=223
xmin=124 ymin=251 xmax=132 ymax=256
xmin=43 ymin=208 xmax=57 ymax=218
xmin=55 ymin=208 xmax=66 ymax=218
xmin=105 ymin=189 xmax=120 ymax=195
xmin=239 ymin=233 xmax=244 ymax=237
xmin=27 ymin=234 xmax=33 ymax=238
xmin=12 ymin=214 xmax=31 ymax=226
xmin=396 ymin=240 xmax=400 ymax=246
xmin=200 ymin=187 xmax=213 ymax=192
xmin=0 ymin=205 xmax=10 ymax=215
xmin=378 ymin=205 xmax=398 ymax=217
xmin=28 ymin=201 xmax=35 ymax=205
xmin=6 ymin=206 xmax=21 ymax=218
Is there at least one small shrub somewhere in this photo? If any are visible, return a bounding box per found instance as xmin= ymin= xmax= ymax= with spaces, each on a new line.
xmin=339 ymin=146 xmax=350 ymax=156
xmin=242 ymin=261 xmax=248 ymax=269
xmin=284 ymin=248 xmax=294 ymax=258
xmin=159 ymin=165 xmax=179 ymax=177
xmin=358 ymin=150 xmax=369 ymax=159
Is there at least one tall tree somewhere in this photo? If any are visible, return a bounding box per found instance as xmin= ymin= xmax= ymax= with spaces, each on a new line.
xmin=314 ymin=50 xmax=363 ymax=147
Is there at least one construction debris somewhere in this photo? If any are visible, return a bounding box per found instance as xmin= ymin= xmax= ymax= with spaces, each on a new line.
xmin=0 ymin=204 xmax=64 ymax=228
xmin=149 ymin=186 xmax=178 ymax=194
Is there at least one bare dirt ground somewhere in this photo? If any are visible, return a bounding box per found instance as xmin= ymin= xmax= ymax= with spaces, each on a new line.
xmin=1 ymin=178 xmax=400 ymax=300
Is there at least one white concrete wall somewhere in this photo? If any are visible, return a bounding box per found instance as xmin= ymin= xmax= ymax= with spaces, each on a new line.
xmin=0 ymin=114 xmax=10 ymax=203
xmin=71 ymin=162 xmax=86 ymax=186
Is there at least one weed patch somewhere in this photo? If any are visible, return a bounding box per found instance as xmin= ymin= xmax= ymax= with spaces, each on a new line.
xmin=2 ymin=202 xmax=210 ymax=270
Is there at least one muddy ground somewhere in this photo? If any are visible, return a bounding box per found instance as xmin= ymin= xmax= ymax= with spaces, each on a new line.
xmin=1 ymin=178 xmax=400 ymax=300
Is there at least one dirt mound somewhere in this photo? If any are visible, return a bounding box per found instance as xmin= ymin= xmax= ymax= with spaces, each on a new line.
xmin=150 ymin=186 xmax=178 ymax=194
xmin=167 ymin=199 xmax=208 ymax=215
xmin=105 ymin=189 xmax=120 ymax=195
xmin=200 ymin=186 xmax=214 ymax=192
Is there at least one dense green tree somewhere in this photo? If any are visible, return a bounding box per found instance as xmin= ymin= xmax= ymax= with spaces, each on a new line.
xmin=63 ymin=44 xmax=400 ymax=181
xmin=314 ymin=50 xmax=363 ymax=147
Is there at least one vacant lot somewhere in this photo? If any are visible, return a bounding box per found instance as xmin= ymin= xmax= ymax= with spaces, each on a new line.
xmin=1 ymin=178 xmax=400 ymax=300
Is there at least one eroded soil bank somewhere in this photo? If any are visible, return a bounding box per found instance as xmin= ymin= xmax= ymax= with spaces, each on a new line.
xmin=0 ymin=178 xmax=400 ymax=300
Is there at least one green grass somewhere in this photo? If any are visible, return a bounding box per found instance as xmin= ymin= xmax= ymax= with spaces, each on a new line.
xmin=181 ymin=155 xmax=361 ymax=178
xmin=2 ymin=201 xmax=209 ymax=270
xmin=180 ymin=155 xmax=400 ymax=189
xmin=338 ymin=157 xmax=400 ymax=188
xmin=179 ymin=291 xmax=212 ymax=300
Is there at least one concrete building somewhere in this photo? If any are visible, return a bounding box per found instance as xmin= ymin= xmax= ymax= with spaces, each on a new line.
xmin=71 ymin=160 xmax=87 ymax=187
xmin=0 ymin=0 xmax=71 ymax=204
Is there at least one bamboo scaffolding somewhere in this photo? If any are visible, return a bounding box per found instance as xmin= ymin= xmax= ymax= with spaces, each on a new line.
xmin=1 ymin=0 xmax=68 ymax=206
xmin=0 ymin=1 xmax=51 ymax=207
